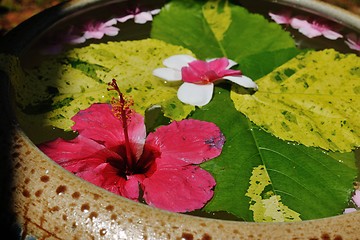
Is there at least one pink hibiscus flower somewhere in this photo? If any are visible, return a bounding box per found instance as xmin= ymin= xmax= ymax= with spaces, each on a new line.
xmin=345 ymin=33 xmax=360 ymax=51
xmin=153 ymin=55 xmax=257 ymax=106
xmin=38 ymin=80 xmax=225 ymax=212
xmin=117 ymin=7 xmax=160 ymax=24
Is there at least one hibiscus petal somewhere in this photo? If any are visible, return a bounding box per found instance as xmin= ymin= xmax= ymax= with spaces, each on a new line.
xmin=177 ymin=82 xmax=214 ymax=106
xmin=225 ymin=75 xmax=258 ymax=89
xmin=152 ymin=67 xmax=182 ymax=81
xmin=146 ymin=119 xmax=225 ymax=165
xmin=38 ymin=135 xmax=122 ymax=173
xmin=78 ymin=163 xmax=140 ymax=200
xmin=163 ymin=54 xmax=196 ymax=70
xmin=142 ymin=165 xmax=216 ymax=212
xmin=71 ymin=104 xmax=146 ymax=159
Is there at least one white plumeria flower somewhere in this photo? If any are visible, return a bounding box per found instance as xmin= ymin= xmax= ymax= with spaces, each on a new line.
xmin=153 ymin=54 xmax=257 ymax=107
xmin=117 ymin=8 xmax=161 ymax=24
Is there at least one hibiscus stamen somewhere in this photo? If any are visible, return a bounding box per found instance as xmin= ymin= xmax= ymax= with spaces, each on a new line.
xmin=107 ymin=79 xmax=136 ymax=172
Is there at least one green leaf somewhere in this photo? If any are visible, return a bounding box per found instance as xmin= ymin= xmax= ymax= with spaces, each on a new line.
xmin=15 ymin=39 xmax=196 ymax=132
xmin=192 ymin=86 xmax=357 ymax=221
xmin=231 ymin=49 xmax=360 ymax=152
xmin=151 ymin=0 xmax=296 ymax=67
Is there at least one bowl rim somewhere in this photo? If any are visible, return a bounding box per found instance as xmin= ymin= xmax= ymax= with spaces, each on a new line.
xmin=1 ymin=0 xmax=360 ymax=239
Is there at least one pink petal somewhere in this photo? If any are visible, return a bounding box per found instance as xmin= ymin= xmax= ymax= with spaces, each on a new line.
xmin=78 ymin=163 xmax=140 ymax=200
xmin=103 ymin=26 xmax=120 ymax=36
xmin=345 ymin=33 xmax=360 ymax=51
xmin=208 ymin=58 xmax=230 ymax=74
xmin=344 ymin=208 xmax=357 ymax=214
xmin=84 ymin=31 xmax=105 ymax=39
xmin=177 ymin=82 xmax=214 ymax=106
xmin=117 ymin=15 xmax=135 ymax=23
xmin=269 ymin=11 xmax=292 ymax=25
xmin=353 ymin=190 xmax=360 ymax=207
xmin=104 ymin=18 xmax=117 ymax=26
xmin=146 ymin=119 xmax=225 ymax=165
xmin=39 ymin=135 xmax=122 ymax=173
xmin=71 ymin=104 xmax=146 ymax=160
xmin=142 ymin=165 xmax=216 ymax=212
xmin=134 ymin=12 xmax=154 ymax=24
xmin=322 ymin=30 xmax=343 ymax=40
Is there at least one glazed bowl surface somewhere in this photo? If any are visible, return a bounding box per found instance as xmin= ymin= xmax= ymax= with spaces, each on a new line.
xmin=0 ymin=0 xmax=359 ymax=239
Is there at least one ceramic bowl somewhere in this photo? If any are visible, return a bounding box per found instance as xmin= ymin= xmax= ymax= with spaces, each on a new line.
xmin=0 ymin=0 xmax=359 ymax=239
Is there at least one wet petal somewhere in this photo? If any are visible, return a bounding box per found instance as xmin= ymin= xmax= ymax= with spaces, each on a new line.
xmin=84 ymin=31 xmax=105 ymax=39
xmin=163 ymin=54 xmax=196 ymax=70
xmin=152 ymin=67 xmax=182 ymax=81
xmin=142 ymin=165 xmax=216 ymax=212
xmin=134 ymin=12 xmax=154 ymax=24
xmin=146 ymin=119 xmax=225 ymax=165
xmin=38 ymin=135 xmax=122 ymax=173
xmin=117 ymin=15 xmax=135 ymax=23
xmin=177 ymin=82 xmax=214 ymax=106
xmin=225 ymin=75 xmax=258 ymax=89
xmin=322 ymin=30 xmax=343 ymax=40
xmin=353 ymin=190 xmax=360 ymax=207
xmin=71 ymin=104 xmax=146 ymax=159
xmin=103 ymin=26 xmax=120 ymax=36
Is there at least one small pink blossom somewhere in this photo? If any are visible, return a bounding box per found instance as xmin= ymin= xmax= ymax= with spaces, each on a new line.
xmin=117 ymin=8 xmax=160 ymax=24
xmin=345 ymin=33 xmax=360 ymax=51
xmin=39 ymin=99 xmax=225 ymax=212
xmin=153 ymin=55 xmax=257 ymax=106
xmin=290 ymin=16 xmax=343 ymax=40
xmin=82 ymin=19 xmax=120 ymax=40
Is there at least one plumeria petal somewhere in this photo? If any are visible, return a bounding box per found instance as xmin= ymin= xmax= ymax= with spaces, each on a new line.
xmin=177 ymin=82 xmax=214 ymax=106
xmin=322 ymin=30 xmax=343 ymax=40
xmin=103 ymin=26 xmax=120 ymax=36
xmin=142 ymin=165 xmax=216 ymax=212
xmin=146 ymin=119 xmax=225 ymax=165
xmin=163 ymin=54 xmax=196 ymax=70
xmin=84 ymin=31 xmax=105 ymax=39
xmin=225 ymin=75 xmax=258 ymax=89
xmin=72 ymin=104 xmax=146 ymax=160
xmin=152 ymin=67 xmax=182 ymax=81
xmin=104 ymin=18 xmax=118 ymax=26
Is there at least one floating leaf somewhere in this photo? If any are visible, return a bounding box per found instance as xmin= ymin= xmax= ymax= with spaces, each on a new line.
xmin=192 ymin=86 xmax=357 ymax=221
xmin=246 ymin=165 xmax=301 ymax=222
xmin=14 ymin=39 xmax=196 ymax=132
xmin=231 ymin=49 xmax=360 ymax=152
xmin=151 ymin=0 xmax=296 ymax=66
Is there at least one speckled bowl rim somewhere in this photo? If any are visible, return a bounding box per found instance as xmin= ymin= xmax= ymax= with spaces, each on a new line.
xmin=2 ymin=0 xmax=360 ymax=239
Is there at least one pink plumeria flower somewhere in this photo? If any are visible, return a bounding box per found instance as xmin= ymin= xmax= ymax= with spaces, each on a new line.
xmin=153 ymin=55 xmax=257 ymax=107
xmin=81 ymin=19 xmax=120 ymax=40
xmin=343 ymin=189 xmax=360 ymax=214
xmin=38 ymin=80 xmax=225 ymax=212
xmin=290 ymin=16 xmax=343 ymax=40
xmin=269 ymin=11 xmax=292 ymax=25
xmin=345 ymin=33 xmax=360 ymax=51
xmin=117 ymin=8 xmax=160 ymax=24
